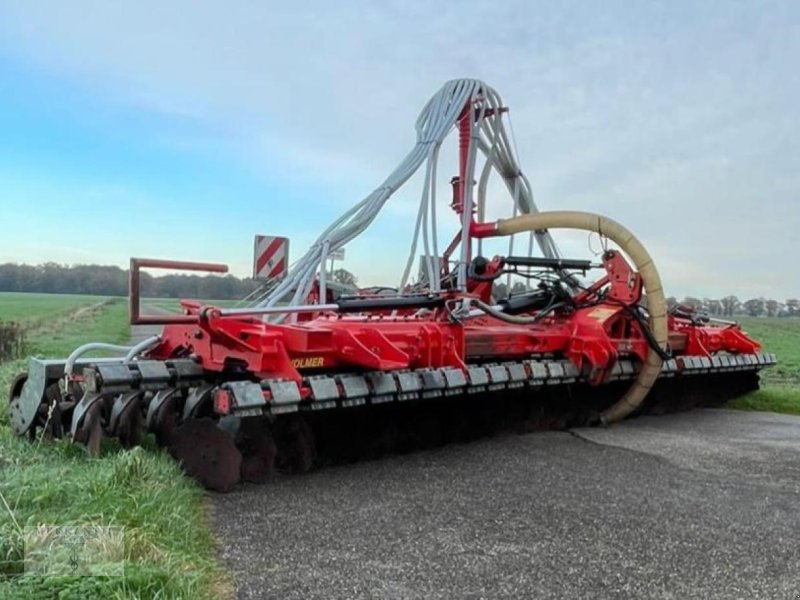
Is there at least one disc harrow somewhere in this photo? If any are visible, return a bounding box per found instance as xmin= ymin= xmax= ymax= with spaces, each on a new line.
xmin=7 ymin=78 xmax=777 ymax=490
xmin=9 ymin=349 xmax=775 ymax=490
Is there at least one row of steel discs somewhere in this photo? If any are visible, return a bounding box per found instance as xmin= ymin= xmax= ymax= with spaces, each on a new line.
xmin=9 ymin=374 xmax=316 ymax=492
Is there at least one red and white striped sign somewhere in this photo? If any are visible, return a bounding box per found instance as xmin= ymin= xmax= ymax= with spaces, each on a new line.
xmin=253 ymin=235 xmax=289 ymax=280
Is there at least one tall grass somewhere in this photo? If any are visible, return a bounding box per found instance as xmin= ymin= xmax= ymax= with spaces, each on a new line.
xmin=0 ymin=321 xmax=25 ymax=362
xmin=0 ymin=298 xmax=227 ymax=599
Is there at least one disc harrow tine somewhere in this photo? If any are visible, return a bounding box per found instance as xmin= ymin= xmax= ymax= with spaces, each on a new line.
xmin=107 ymin=391 xmax=141 ymax=446
xmin=74 ymin=401 xmax=104 ymax=457
xmin=168 ymin=418 xmax=242 ymax=492
xmin=146 ymin=388 xmax=181 ymax=447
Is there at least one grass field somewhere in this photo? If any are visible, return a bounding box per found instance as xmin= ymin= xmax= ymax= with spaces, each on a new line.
xmin=726 ymin=317 xmax=800 ymax=414
xmin=0 ymin=292 xmax=112 ymax=324
xmin=0 ymin=294 xmax=224 ymax=599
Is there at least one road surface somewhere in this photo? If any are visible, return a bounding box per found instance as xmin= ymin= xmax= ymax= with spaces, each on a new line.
xmin=210 ymin=409 xmax=800 ymax=600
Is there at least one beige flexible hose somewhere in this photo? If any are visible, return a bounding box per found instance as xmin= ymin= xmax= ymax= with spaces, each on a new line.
xmin=495 ymin=211 xmax=668 ymax=424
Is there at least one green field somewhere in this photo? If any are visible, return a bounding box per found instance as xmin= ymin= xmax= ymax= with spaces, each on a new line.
xmin=0 ymin=294 xmax=224 ymax=599
xmin=0 ymin=292 xmax=112 ymax=324
xmin=726 ymin=317 xmax=800 ymax=414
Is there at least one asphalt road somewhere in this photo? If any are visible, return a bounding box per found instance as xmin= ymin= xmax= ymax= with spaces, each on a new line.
xmin=210 ymin=409 xmax=800 ymax=600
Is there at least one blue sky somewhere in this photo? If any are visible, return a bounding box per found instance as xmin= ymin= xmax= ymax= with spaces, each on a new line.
xmin=0 ymin=1 xmax=797 ymax=298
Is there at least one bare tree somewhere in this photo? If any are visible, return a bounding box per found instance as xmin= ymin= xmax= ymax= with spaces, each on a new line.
xmin=331 ymin=268 xmax=358 ymax=286
xmin=765 ymin=299 xmax=781 ymax=317
xmin=721 ymin=295 xmax=740 ymax=317
xmin=743 ymin=298 xmax=765 ymax=317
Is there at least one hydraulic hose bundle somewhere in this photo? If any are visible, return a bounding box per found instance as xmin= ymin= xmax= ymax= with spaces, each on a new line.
xmin=253 ymin=79 xmax=560 ymax=312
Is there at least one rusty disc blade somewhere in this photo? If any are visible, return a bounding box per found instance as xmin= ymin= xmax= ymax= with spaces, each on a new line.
xmin=77 ymin=403 xmax=104 ymax=457
xmin=152 ymin=394 xmax=178 ymax=447
xmin=169 ymin=418 xmax=242 ymax=492
xmin=116 ymin=397 xmax=143 ymax=448
xmin=240 ymin=436 xmax=277 ymax=483
xmin=237 ymin=417 xmax=277 ymax=483
xmin=275 ymin=416 xmax=315 ymax=474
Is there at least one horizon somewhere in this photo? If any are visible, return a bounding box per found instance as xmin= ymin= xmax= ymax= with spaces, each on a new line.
xmin=0 ymin=2 xmax=797 ymax=299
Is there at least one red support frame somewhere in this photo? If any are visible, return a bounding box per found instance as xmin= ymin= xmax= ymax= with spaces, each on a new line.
xmin=129 ymin=257 xmax=229 ymax=325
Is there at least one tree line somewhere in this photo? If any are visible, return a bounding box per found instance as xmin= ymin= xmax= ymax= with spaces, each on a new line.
xmin=0 ymin=263 xmax=363 ymax=300
xmin=0 ymin=262 xmax=259 ymax=299
xmin=666 ymin=296 xmax=800 ymax=318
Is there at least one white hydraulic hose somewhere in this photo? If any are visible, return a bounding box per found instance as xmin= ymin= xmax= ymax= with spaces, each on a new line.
xmin=124 ymin=335 xmax=161 ymax=363
xmin=63 ymin=335 xmax=162 ymax=378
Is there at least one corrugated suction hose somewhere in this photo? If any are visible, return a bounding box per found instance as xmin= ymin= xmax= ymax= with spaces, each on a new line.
xmin=495 ymin=211 xmax=668 ymax=424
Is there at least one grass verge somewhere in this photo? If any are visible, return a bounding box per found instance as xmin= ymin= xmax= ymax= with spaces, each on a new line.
xmin=726 ymin=388 xmax=800 ymax=415
xmin=725 ymin=317 xmax=800 ymax=415
xmin=0 ymin=299 xmax=226 ymax=599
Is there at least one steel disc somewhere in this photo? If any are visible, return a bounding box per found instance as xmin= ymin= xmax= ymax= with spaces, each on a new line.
xmin=275 ymin=416 xmax=315 ymax=474
xmin=8 ymin=372 xmax=27 ymax=404
xmin=240 ymin=436 xmax=278 ymax=483
xmin=115 ymin=395 xmax=143 ymax=448
xmin=8 ymin=373 xmax=29 ymax=437
xmin=74 ymin=402 xmax=104 ymax=457
xmin=149 ymin=391 xmax=179 ymax=447
xmin=237 ymin=418 xmax=277 ymax=483
xmin=168 ymin=418 xmax=242 ymax=492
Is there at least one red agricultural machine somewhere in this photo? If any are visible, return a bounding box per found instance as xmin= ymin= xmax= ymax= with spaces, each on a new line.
xmin=9 ymin=80 xmax=774 ymax=490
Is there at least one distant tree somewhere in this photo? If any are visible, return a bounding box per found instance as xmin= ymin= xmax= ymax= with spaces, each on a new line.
xmin=331 ymin=268 xmax=357 ymax=286
xmin=0 ymin=262 xmax=258 ymax=299
xmin=786 ymin=298 xmax=800 ymax=317
xmin=765 ymin=299 xmax=781 ymax=318
xmin=721 ymin=295 xmax=739 ymax=317
xmin=703 ymin=298 xmax=723 ymax=316
xmin=743 ymin=298 xmax=765 ymax=317
xmin=665 ymin=296 xmax=678 ymax=310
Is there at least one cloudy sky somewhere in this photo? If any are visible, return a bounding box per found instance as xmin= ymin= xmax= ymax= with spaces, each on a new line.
xmin=0 ymin=1 xmax=797 ymax=299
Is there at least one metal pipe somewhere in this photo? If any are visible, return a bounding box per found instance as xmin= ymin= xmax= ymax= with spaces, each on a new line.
xmin=129 ymin=257 xmax=228 ymax=325
xmin=219 ymin=304 xmax=339 ymax=317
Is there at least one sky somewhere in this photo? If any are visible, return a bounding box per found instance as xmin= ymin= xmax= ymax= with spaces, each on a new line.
xmin=0 ymin=1 xmax=797 ymax=300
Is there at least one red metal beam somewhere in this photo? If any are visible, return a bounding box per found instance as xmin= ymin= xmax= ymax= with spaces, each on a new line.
xmin=129 ymin=257 xmax=229 ymax=325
